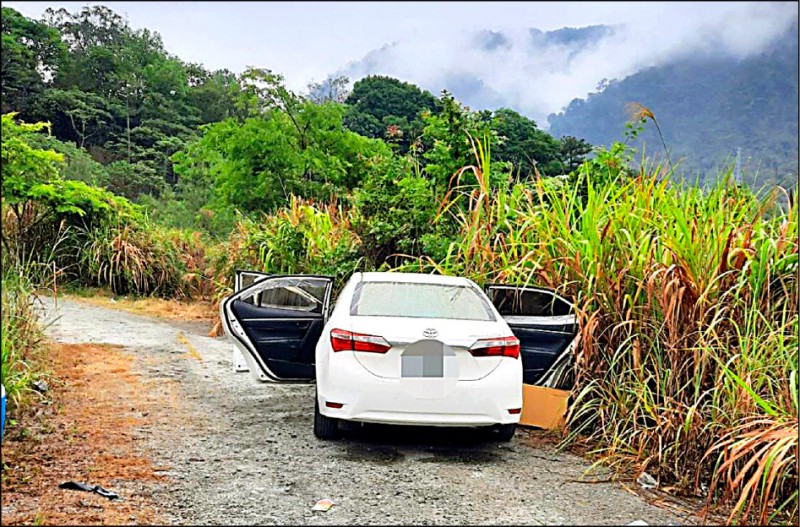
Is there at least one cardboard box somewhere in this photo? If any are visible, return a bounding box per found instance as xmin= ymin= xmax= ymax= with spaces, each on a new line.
xmin=520 ymin=384 xmax=570 ymax=430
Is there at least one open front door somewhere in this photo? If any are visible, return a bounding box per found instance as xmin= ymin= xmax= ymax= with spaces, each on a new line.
xmin=485 ymin=284 xmax=579 ymax=389
xmin=221 ymin=274 xmax=333 ymax=383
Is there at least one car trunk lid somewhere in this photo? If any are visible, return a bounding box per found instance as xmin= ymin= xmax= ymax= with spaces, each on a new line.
xmin=347 ymin=317 xmax=507 ymax=381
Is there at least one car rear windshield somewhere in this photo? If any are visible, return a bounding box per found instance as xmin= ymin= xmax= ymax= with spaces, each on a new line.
xmin=350 ymin=281 xmax=496 ymax=321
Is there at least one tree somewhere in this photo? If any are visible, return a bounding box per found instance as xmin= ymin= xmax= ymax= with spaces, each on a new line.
xmin=44 ymin=6 xmax=129 ymax=96
xmin=29 ymin=5 xmax=235 ymax=193
xmin=173 ymin=89 xmax=392 ymax=214
xmin=235 ymin=67 xmax=302 ymax=118
xmin=0 ymin=112 xmax=111 ymax=260
xmin=353 ymin=156 xmax=445 ymax=267
xmin=307 ymin=75 xmax=350 ymax=104
xmin=36 ymin=88 xmax=112 ymax=148
xmin=26 ymin=133 xmax=110 ymax=186
xmin=420 ymin=91 xmax=506 ymax=192
xmin=1 ymin=7 xmax=66 ymax=114
xmin=186 ymin=67 xmax=241 ymax=124
xmin=104 ymin=159 xmax=162 ymax=199
xmin=559 ymin=136 xmax=593 ymax=173
xmin=344 ymin=75 xmax=438 ymax=152
xmin=491 ymin=108 xmax=563 ymax=178
xmin=1 ymin=113 xmax=63 ymax=207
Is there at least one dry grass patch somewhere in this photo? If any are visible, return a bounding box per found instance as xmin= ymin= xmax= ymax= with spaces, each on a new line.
xmin=62 ymin=289 xmax=217 ymax=324
xmin=1 ymin=342 xmax=177 ymax=525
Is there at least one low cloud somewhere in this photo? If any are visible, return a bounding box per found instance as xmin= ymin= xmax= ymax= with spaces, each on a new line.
xmin=335 ymin=2 xmax=798 ymax=126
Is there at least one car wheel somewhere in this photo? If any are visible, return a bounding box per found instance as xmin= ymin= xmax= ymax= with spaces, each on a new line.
xmin=313 ymin=397 xmax=340 ymax=440
xmin=493 ymin=423 xmax=516 ymax=442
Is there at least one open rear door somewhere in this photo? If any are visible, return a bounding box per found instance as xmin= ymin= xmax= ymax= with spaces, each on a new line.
xmin=485 ymin=284 xmax=579 ymax=389
xmin=221 ymin=274 xmax=333 ymax=383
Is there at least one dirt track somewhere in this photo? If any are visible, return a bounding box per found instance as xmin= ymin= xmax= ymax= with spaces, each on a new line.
xmin=34 ymin=297 xmax=697 ymax=525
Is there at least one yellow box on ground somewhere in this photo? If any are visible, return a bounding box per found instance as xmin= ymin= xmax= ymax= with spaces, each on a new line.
xmin=520 ymin=385 xmax=569 ymax=430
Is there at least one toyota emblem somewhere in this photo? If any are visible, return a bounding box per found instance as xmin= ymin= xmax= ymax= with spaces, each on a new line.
xmin=423 ymin=328 xmax=438 ymax=338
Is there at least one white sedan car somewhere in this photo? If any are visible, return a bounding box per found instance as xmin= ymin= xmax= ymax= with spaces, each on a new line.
xmin=221 ymin=271 xmax=578 ymax=441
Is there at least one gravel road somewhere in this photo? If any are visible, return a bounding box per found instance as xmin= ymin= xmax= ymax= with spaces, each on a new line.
xmin=39 ymin=297 xmax=694 ymax=525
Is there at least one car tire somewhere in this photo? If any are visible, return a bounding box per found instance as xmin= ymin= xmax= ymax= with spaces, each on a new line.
xmin=313 ymin=397 xmax=340 ymax=440
xmin=493 ymin=423 xmax=516 ymax=442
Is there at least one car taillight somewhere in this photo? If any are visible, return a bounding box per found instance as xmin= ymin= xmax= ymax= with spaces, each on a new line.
xmin=469 ymin=336 xmax=520 ymax=359
xmin=330 ymin=328 xmax=391 ymax=353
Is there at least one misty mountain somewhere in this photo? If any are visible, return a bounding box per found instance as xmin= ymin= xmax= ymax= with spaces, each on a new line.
xmin=547 ymin=20 xmax=799 ymax=186
xmin=335 ymin=17 xmax=798 ymax=186
xmin=337 ymin=25 xmax=617 ymax=123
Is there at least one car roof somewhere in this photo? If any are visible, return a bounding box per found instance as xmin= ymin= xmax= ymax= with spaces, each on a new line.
xmin=357 ymin=272 xmax=473 ymax=287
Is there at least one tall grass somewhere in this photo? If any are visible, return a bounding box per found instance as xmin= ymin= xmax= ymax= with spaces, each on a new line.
xmin=0 ymin=267 xmax=45 ymax=408
xmin=0 ymin=216 xmax=59 ymax=412
xmin=209 ymin=195 xmax=364 ymax=300
xmin=1 ymin=201 xmax=64 ymax=409
xmin=75 ymin=220 xmax=186 ymax=297
xmin=396 ymin=140 xmax=798 ymax=524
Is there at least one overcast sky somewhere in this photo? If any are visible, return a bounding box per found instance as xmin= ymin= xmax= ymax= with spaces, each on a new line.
xmin=4 ymin=1 xmax=798 ymax=121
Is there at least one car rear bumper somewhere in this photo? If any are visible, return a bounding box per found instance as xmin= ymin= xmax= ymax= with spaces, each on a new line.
xmin=317 ymin=352 xmax=522 ymax=427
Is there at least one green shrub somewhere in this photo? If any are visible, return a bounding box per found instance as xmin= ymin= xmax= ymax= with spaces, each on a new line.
xmin=353 ymin=155 xmax=452 ymax=267
xmin=209 ymin=196 xmax=365 ymax=297
xmin=105 ymin=160 xmax=165 ymax=200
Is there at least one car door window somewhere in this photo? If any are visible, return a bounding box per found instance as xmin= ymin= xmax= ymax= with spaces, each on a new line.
xmin=488 ymin=287 xmax=573 ymax=318
xmin=256 ymin=281 xmax=324 ymax=313
xmin=236 ymin=271 xmax=270 ymax=305
xmin=237 ymin=277 xmax=329 ymax=314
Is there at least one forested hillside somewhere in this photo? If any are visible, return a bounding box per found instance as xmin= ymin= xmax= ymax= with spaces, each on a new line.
xmin=1 ymin=4 xmax=587 ymax=237
xmin=548 ymin=20 xmax=799 ymax=187
xmin=2 ymin=6 xmax=245 ymax=199
xmin=337 ymin=24 xmax=618 ymax=122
